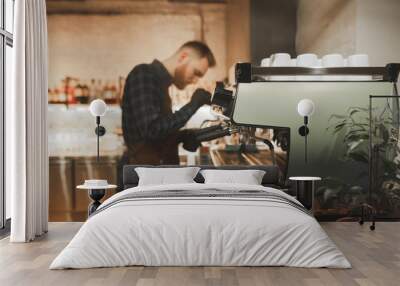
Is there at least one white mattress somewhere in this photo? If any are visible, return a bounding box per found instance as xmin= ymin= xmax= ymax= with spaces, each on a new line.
xmin=50 ymin=183 xmax=351 ymax=269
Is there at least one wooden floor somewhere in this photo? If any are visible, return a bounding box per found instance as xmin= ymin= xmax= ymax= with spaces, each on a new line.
xmin=0 ymin=222 xmax=399 ymax=286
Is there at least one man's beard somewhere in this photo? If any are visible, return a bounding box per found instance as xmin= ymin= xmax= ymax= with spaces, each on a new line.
xmin=174 ymin=65 xmax=187 ymax=90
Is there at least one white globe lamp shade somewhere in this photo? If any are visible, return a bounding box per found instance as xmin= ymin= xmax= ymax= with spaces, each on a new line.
xmin=297 ymin=99 xmax=315 ymax=117
xmin=89 ymin=99 xmax=107 ymax=117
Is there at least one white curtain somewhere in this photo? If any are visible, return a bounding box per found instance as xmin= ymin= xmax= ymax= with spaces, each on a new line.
xmin=8 ymin=0 xmax=49 ymax=242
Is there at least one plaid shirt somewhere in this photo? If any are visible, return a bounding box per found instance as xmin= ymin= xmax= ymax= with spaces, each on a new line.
xmin=122 ymin=60 xmax=199 ymax=148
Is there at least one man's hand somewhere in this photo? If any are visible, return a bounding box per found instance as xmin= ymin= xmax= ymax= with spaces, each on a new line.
xmin=190 ymin=88 xmax=212 ymax=107
xmin=178 ymin=129 xmax=202 ymax=152
xmin=273 ymin=129 xmax=290 ymax=151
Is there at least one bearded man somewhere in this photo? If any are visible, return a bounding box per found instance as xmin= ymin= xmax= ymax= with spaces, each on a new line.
xmin=121 ymin=41 xmax=216 ymax=165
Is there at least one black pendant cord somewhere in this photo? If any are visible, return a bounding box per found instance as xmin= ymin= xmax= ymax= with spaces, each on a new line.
xmin=96 ymin=116 xmax=100 ymax=163
xmin=368 ymin=96 xmax=372 ymax=205
xmin=305 ymin=131 xmax=308 ymax=164
xmin=97 ymin=126 xmax=99 ymax=163
xmin=304 ymin=116 xmax=308 ymax=164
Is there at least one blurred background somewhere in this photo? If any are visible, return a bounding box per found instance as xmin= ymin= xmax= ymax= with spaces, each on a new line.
xmin=46 ymin=0 xmax=400 ymax=221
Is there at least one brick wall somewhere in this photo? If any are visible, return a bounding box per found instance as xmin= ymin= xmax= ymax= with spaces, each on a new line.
xmin=47 ymin=1 xmax=227 ymax=88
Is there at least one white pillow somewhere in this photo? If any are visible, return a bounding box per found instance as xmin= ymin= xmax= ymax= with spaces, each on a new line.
xmin=135 ymin=167 xmax=200 ymax=186
xmin=200 ymin=169 xmax=266 ymax=185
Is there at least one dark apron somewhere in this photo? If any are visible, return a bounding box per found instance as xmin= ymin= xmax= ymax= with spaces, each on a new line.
xmin=125 ymin=91 xmax=180 ymax=165
xmin=117 ymin=91 xmax=180 ymax=191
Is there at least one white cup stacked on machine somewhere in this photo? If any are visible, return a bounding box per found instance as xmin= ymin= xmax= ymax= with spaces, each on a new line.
xmin=260 ymin=58 xmax=271 ymax=67
xmin=260 ymin=58 xmax=271 ymax=81
xmin=347 ymin=54 xmax=370 ymax=80
xmin=296 ymin=53 xmax=319 ymax=81
xmin=260 ymin=53 xmax=370 ymax=81
xmin=321 ymin=53 xmax=345 ymax=81
xmin=270 ymin=53 xmax=295 ymax=81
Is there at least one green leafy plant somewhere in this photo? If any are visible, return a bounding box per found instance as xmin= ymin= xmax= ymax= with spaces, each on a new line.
xmin=319 ymin=106 xmax=400 ymax=217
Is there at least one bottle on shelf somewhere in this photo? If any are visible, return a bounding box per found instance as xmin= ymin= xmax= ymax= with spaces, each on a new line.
xmin=109 ymin=83 xmax=118 ymax=104
xmin=81 ymin=82 xmax=90 ymax=104
xmin=95 ymin=79 xmax=103 ymax=99
xmin=54 ymin=88 xmax=61 ymax=103
xmin=118 ymin=76 xmax=125 ymax=103
xmin=89 ymin=78 xmax=96 ymax=101
xmin=48 ymin=76 xmax=128 ymax=105
xmin=59 ymin=79 xmax=67 ymax=104
xmin=77 ymin=84 xmax=90 ymax=104
xmin=75 ymin=83 xmax=83 ymax=103
xmin=103 ymin=81 xmax=112 ymax=104
xmin=48 ymin=88 xmax=55 ymax=103
xmin=66 ymin=77 xmax=77 ymax=105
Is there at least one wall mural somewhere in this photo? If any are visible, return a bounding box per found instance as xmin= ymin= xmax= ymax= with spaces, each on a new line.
xmin=47 ymin=2 xmax=399 ymax=222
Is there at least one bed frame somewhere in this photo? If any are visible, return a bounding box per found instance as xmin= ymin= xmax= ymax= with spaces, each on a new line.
xmin=123 ymin=165 xmax=283 ymax=190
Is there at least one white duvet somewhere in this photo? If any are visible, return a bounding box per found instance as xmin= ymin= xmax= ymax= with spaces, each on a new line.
xmin=50 ymin=183 xmax=351 ymax=269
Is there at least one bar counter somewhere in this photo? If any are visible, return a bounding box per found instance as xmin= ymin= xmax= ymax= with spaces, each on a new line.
xmin=49 ymin=154 xmax=122 ymax=222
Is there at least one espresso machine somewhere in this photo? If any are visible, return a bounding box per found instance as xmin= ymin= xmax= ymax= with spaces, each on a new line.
xmin=195 ymin=62 xmax=400 ymax=228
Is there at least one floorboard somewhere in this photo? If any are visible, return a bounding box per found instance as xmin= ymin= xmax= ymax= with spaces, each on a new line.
xmin=0 ymin=222 xmax=399 ymax=286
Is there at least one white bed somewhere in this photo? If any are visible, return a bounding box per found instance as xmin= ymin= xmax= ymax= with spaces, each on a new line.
xmin=50 ymin=183 xmax=350 ymax=269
